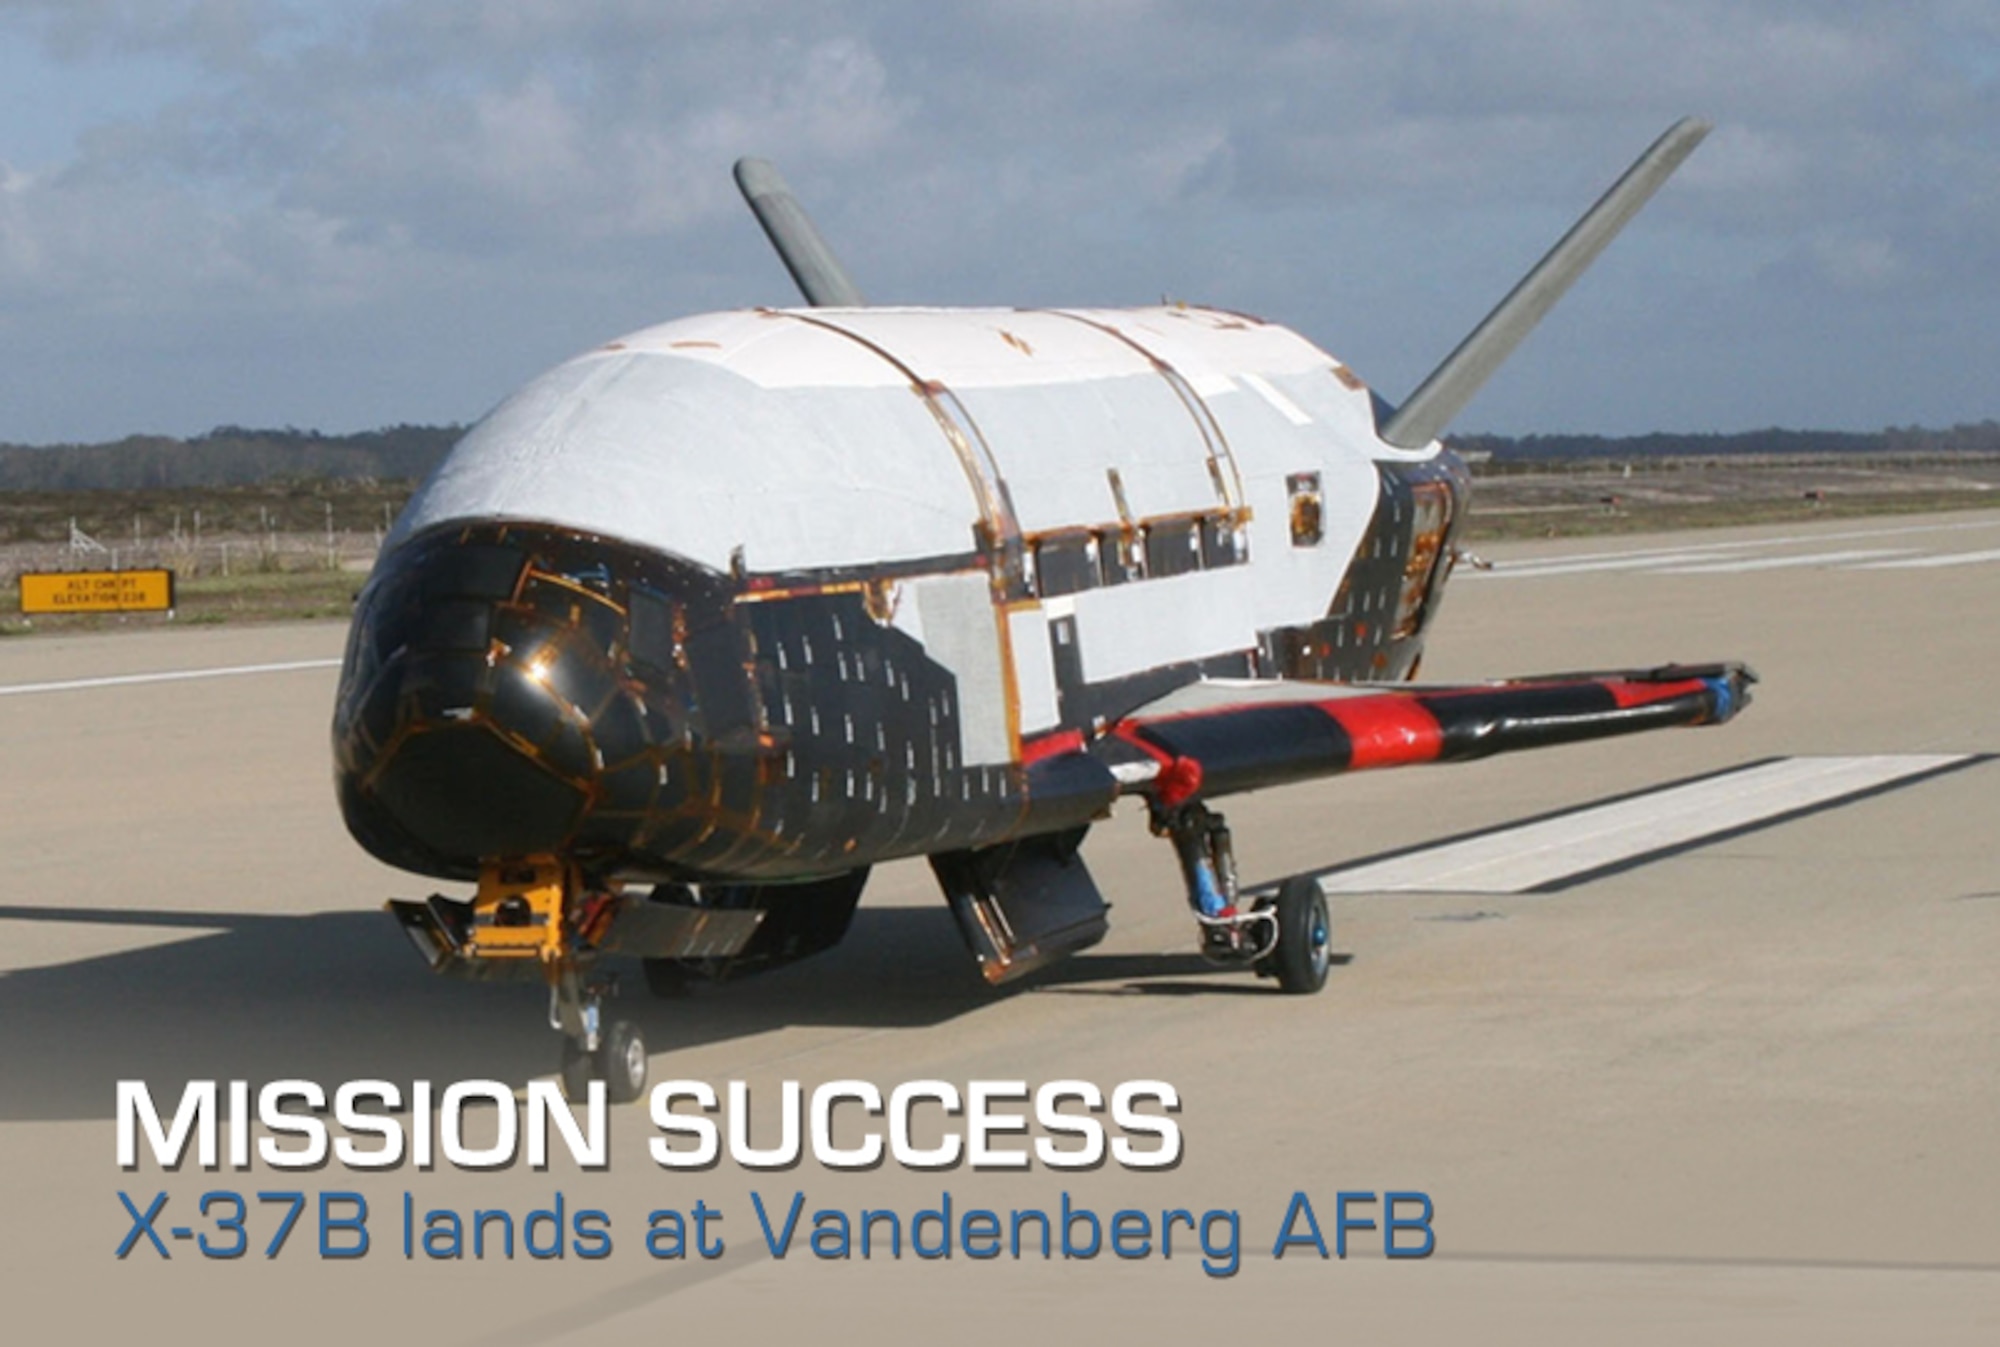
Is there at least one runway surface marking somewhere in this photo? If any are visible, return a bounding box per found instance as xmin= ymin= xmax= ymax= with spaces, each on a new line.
xmin=1654 ymin=547 xmax=1917 ymax=574
xmin=0 ymin=658 xmax=341 ymax=698
xmin=1317 ymin=754 xmax=1981 ymax=895
xmin=1469 ymin=516 xmax=2000 ymax=580
xmin=1853 ymin=546 xmax=2000 ymax=570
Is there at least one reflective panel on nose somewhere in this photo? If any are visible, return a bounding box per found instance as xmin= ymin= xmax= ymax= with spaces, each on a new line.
xmin=369 ymin=723 xmax=585 ymax=861
xmin=333 ymin=521 xmax=721 ymax=878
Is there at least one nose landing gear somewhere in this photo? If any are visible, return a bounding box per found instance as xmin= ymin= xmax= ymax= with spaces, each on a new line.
xmin=386 ymin=857 xmax=650 ymax=1104
xmin=551 ymin=965 xmax=648 ymax=1105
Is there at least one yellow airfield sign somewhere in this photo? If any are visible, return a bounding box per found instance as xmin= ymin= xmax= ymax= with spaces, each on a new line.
xmin=18 ymin=568 xmax=175 ymax=615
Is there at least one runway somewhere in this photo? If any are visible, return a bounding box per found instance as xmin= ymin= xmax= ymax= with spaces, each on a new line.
xmin=2 ymin=508 xmax=1996 ymax=1344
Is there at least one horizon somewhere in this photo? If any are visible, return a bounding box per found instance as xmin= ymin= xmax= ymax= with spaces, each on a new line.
xmin=6 ymin=418 xmax=2000 ymax=455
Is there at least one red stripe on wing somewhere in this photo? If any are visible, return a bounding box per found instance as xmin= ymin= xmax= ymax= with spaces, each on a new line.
xmin=1318 ymin=694 xmax=1444 ymax=769
xmin=1606 ymin=677 xmax=1707 ymax=709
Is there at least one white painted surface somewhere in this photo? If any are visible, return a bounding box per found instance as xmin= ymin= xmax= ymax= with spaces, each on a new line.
xmin=1240 ymin=372 xmax=1314 ymax=426
xmin=1318 ymin=755 xmax=1973 ymax=895
xmin=1006 ymin=606 xmax=1061 ymax=735
xmin=1125 ymin=675 xmax=1391 ymax=719
xmin=387 ymin=302 xmax=1434 ymax=735
xmin=908 ymin=573 xmax=1010 ymax=766
xmin=948 ymin=373 xmax=1226 ymax=531
xmin=395 ymin=305 xmax=1419 ymax=581
xmin=799 ymin=308 xmax=1153 ymax=390
xmin=1070 ymin=566 xmax=1265 ymax=685
xmin=393 ymin=354 xmax=982 ymax=574
xmin=1063 ymin=307 xmax=1343 ymax=396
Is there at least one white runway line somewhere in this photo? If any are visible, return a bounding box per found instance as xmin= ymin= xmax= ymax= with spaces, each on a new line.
xmin=1655 ymin=548 xmax=1916 ymax=575
xmin=0 ymin=658 xmax=342 ymax=698
xmin=1850 ymin=547 xmax=2000 ymax=570
xmin=1319 ymin=755 xmax=1977 ymax=895
xmin=1472 ymin=550 xmax=1755 ymax=579
xmin=1468 ymin=516 xmax=2000 ymax=580
xmin=1488 ymin=539 xmax=1764 ymax=570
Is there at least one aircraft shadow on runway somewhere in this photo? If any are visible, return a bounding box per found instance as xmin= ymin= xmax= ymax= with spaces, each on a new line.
xmin=1027 ymin=950 xmax=1352 ymax=998
xmin=0 ymin=903 xmax=1247 ymax=1122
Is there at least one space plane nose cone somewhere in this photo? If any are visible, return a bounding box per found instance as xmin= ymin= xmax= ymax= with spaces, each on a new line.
xmin=332 ymin=528 xmax=606 ymax=877
xmin=331 ymin=519 xmax=763 ymax=882
xmin=358 ymin=717 xmax=586 ymax=862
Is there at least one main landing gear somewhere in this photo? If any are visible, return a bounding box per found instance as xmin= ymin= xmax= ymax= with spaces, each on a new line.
xmin=1151 ymin=800 xmax=1332 ymax=994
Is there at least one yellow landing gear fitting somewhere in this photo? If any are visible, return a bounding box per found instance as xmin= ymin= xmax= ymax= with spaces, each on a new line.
xmin=387 ymin=857 xmax=649 ymax=1103
xmin=390 ymin=857 xmax=767 ymax=1099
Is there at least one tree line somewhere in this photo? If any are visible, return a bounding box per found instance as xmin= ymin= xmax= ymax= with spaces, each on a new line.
xmin=0 ymin=425 xmax=464 ymax=491
xmin=2 ymin=420 xmax=1997 ymax=493
xmin=1452 ymin=421 xmax=2000 ymax=462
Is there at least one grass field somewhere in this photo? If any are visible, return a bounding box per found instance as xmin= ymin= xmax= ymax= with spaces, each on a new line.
xmin=1458 ymin=487 xmax=1999 ymax=542
xmin=0 ymin=479 xmax=413 ymax=546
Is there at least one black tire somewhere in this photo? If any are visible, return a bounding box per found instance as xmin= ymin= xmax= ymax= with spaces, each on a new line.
xmin=596 ymin=1019 xmax=648 ymax=1105
xmin=559 ymin=1037 xmax=595 ymax=1102
xmin=1271 ymin=876 xmax=1332 ymax=995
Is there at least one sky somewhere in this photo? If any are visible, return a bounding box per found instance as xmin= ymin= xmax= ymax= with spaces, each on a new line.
xmin=0 ymin=0 xmax=1995 ymax=444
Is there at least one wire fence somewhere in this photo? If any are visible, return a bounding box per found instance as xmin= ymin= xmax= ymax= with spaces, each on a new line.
xmin=2 ymin=531 xmax=384 ymax=589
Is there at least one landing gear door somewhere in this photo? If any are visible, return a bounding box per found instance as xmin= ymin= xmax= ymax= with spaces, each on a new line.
xmin=931 ymin=830 xmax=1109 ymax=985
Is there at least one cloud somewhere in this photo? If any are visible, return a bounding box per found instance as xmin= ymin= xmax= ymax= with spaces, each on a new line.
xmin=0 ymin=1 xmax=1996 ymax=439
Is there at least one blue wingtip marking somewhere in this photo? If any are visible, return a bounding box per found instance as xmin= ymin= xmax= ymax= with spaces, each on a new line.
xmin=1702 ymin=675 xmax=1737 ymax=724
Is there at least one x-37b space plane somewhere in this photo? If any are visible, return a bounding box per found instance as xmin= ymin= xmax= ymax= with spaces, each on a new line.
xmin=335 ymin=117 xmax=1751 ymax=1099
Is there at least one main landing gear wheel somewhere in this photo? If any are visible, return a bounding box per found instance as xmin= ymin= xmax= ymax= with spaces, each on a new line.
xmin=1260 ymin=876 xmax=1332 ymax=995
xmin=560 ymin=1018 xmax=649 ymax=1104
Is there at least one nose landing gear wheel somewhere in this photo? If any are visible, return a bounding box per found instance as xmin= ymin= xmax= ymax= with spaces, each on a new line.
xmin=1258 ymin=876 xmax=1332 ymax=995
xmin=560 ymin=1019 xmax=649 ymax=1104
xmin=599 ymin=1019 xmax=649 ymax=1103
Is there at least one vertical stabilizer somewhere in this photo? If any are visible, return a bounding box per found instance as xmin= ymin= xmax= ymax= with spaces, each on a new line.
xmin=733 ymin=158 xmax=866 ymax=308
xmin=1379 ymin=117 xmax=1710 ymax=449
